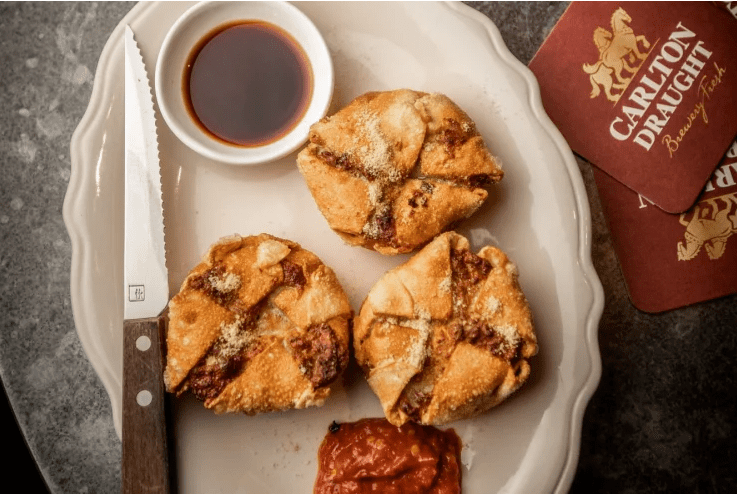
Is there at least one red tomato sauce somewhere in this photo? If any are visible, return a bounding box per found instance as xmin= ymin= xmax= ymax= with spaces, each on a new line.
xmin=313 ymin=418 xmax=462 ymax=494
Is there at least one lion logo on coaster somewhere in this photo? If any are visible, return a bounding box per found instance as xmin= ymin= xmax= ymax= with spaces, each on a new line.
xmin=582 ymin=7 xmax=651 ymax=103
xmin=677 ymin=193 xmax=737 ymax=261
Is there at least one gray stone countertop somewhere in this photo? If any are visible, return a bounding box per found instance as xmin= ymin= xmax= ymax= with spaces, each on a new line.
xmin=1 ymin=1 xmax=735 ymax=493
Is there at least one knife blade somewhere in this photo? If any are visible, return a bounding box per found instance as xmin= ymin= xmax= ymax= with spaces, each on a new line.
xmin=122 ymin=24 xmax=170 ymax=494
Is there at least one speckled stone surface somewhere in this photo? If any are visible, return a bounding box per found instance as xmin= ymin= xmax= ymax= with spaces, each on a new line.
xmin=0 ymin=1 xmax=735 ymax=494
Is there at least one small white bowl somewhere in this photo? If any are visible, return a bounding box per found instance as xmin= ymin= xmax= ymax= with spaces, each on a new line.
xmin=155 ymin=1 xmax=333 ymax=165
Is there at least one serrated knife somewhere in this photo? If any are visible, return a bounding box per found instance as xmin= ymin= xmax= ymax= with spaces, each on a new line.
xmin=122 ymin=24 xmax=170 ymax=494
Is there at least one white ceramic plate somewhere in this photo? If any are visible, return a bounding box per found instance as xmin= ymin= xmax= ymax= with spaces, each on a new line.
xmin=64 ymin=2 xmax=604 ymax=493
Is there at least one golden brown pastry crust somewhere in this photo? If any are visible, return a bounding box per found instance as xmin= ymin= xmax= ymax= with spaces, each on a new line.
xmin=297 ymin=89 xmax=503 ymax=255
xmin=164 ymin=234 xmax=352 ymax=415
xmin=354 ymin=231 xmax=537 ymax=426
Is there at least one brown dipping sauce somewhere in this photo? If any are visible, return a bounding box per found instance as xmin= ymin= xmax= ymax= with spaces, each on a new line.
xmin=183 ymin=20 xmax=313 ymax=147
xmin=314 ymin=418 xmax=462 ymax=494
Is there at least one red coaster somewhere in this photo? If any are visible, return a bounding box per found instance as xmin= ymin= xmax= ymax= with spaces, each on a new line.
xmin=529 ymin=1 xmax=737 ymax=213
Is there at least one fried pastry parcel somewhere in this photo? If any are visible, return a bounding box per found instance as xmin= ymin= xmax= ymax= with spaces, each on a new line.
xmin=354 ymin=231 xmax=537 ymax=426
xmin=164 ymin=234 xmax=352 ymax=414
xmin=297 ymin=89 xmax=503 ymax=255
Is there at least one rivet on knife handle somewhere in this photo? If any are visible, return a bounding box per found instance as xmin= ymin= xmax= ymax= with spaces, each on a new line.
xmin=122 ymin=312 xmax=170 ymax=494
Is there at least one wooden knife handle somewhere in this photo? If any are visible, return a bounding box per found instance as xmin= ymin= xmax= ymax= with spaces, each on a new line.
xmin=122 ymin=313 xmax=170 ymax=493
